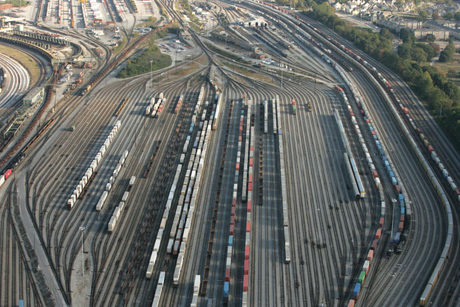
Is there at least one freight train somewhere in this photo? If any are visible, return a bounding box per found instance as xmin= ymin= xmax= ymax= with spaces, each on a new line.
xmin=0 ymin=67 xmax=4 ymax=93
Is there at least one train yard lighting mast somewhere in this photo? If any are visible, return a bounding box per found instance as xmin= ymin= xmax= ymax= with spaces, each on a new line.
xmin=79 ymin=226 xmax=85 ymax=276
xmin=150 ymin=60 xmax=153 ymax=88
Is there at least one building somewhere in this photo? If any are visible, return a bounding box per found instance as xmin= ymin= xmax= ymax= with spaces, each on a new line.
xmin=413 ymin=29 xmax=450 ymax=40
xmin=23 ymin=87 xmax=44 ymax=106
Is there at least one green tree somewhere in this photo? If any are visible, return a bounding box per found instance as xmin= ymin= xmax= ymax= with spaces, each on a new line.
xmin=439 ymin=41 xmax=455 ymax=62
xmin=444 ymin=12 xmax=454 ymax=20
xmin=432 ymin=12 xmax=440 ymax=20
xmin=398 ymin=43 xmax=412 ymax=59
xmin=415 ymin=43 xmax=435 ymax=60
xmin=418 ymin=10 xmax=429 ymax=21
xmin=455 ymin=11 xmax=460 ymax=21
xmin=380 ymin=28 xmax=393 ymax=40
xmin=425 ymin=34 xmax=436 ymax=42
xmin=412 ymin=47 xmax=427 ymax=63
xmin=400 ymin=28 xmax=415 ymax=44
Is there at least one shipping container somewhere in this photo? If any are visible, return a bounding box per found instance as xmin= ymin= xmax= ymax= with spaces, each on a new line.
xmin=370 ymin=239 xmax=378 ymax=251
xmin=363 ymin=260 xmax=370 ymax=275
xmin=375 ymin=228 xmax=382 ymax=239
xmin=352 ymin=283 xmax=361 ymax=300
xmin=367 ymin=250 xmax=374 ymax=261
xmin=393 ymin=232 xmax=401 ymax=245
xmin=223 ymin=282 xmax=229 ymax=301
xmin=245 ymin=246 xmax=250 ymax=259
xmin=129 ymin=176 xmax=136 ymax=186
xmin=358 ymin=271 xmax=366 ymax=284
xmin=122 ymin=191 xmax=129 ymax=202
xmin=243 ymin=275 xmax=249 ymax=291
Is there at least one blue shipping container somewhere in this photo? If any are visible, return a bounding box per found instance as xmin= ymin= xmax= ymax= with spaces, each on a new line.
xmin=353 ymin=283 xmax=361 ymax=299
xmin=398 ymin=194 xmax=404 ymax=203
xmin=223 ymin=281 xmax=229 ymax=297
xmin=393 ymin=232 xmax=401 ymax=244
xmin=401 ymin=207 xmax=405 ymax=215
xmin=391 ymin=177 xmax=398 ymax=186
xmin=228 ymin=236 xmax=233 ymax=246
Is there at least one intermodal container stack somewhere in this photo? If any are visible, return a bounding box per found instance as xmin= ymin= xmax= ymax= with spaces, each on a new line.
xmin=242 ymin=105 xmax=255 ymax=306
xmin=151 ymin=272 xmax=165 ymax=307
xmin=272 ymin=98 xmax=278 ymax=134
xmin=276 ymin=95 xmax=290 ymax=264
xmin=68 ymin=120 xmax=121 ymax=210
xmin=174 ymin=94 xmax=184 ymax=114
xmin=98 ymin=149 xmax=129 ymax=212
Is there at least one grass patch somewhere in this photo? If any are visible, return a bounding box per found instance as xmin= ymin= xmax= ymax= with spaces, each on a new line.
xmin=433 ymin=54 xmax=460 ymax=87
xmin=204 ymin=42 xmax=250 ymax=64
xmin=4 ymin=0 xmax=29 ymax=7
xmin=222 ymin=61 xmax=276 ymax=85
xmin=117 ymin=43 xmax=171 ymax=78
xmin=170 ymin=62 xmax=200 ymax=78
xmin=138 ymin=16 xmax=157 ymax=28
xmin=0 ymin=45 xmax=40 ymax=84
xmin=112 ymin=34 xmax=127 ymax=53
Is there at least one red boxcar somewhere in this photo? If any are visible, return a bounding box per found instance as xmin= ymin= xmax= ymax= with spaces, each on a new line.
xmin=245 ymin=246 xmax=250 ymax=259
xmin=370 ymin=239 xmax=378 ymax=251
xmin=375 ymin=228 xmax=382 ymax=239
xmin=243 ymin=275 xmax=249 ymax=291
xmin=4 ymin=169 xmax=12 ymax=180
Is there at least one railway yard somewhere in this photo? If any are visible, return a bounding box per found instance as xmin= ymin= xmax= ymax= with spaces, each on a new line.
xmin=1 ymin=0 xmax=460 ymax=306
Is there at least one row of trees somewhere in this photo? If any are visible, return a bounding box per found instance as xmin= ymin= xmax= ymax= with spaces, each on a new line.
xmin=306 ymin=2 xmax=460 ymax=150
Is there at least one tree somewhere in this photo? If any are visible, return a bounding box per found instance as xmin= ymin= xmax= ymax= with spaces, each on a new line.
xmin=425 ymin=34 xmax=436 ymax=42
xmin=432 ymin=12 xmax=440 ymax=20
xmin=455 ymin=11 xmax=460 ymax=21
xmin=400 ymin=28 xmax=415 ymax=44
xmin=418 ymin=10 xmax=429 ymax=21
xmin=412 ymin=47 xmax=427 ymax=63
xmin=439 ymin=41 xmax=455 ymax=62
xmin=444 ymin=12 xmax=454 ymax=20
xmin=380 ymin=28 xmax=393 ymax=40
xmin=416 ymin=43 xmax=435 ymax=60
xmin=430 ymin=43 xmax=441 ymax=54
xmin=398 ymin=43 xmax=412 ymax=59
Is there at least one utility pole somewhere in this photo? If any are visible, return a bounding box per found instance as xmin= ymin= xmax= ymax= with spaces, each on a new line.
xmin=150 ymin=60 xmax=153 ymax=88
